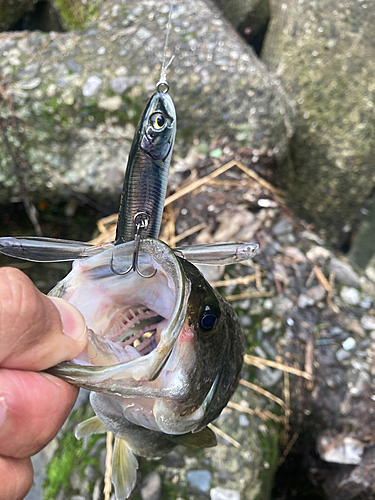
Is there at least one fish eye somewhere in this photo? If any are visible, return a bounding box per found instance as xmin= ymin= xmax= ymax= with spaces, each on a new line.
xmin=150 ymin=113 xmax=166 ymax=131
xmin=200 ymin=312 xmax=217 ymax=330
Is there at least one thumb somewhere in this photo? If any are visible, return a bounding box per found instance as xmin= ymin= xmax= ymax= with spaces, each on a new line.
xmin=0 ymin=267 xmax=87 ymax=371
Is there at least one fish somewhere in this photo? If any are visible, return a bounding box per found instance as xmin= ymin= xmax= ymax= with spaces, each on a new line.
xmin=0 ymin=86 xmax=258 ymax=499
xmin=47 ymin=237 xmax=246 ymax=499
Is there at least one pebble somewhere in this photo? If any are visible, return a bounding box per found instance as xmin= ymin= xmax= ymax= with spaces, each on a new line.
xmin=66 ymin=58 xmax=82 ymax=73
xmin=82 ymin=76 xmax=102 ymax=97
xmin=263 ymin=298 xmax=273 ymax=310
xmin=307 ymin=284 xmax=327 ymax=303
xmin=361 ymin=315 xmax=375 ymax=330
xmin=186 ymin=470 xmax=211 ymax=492
xmin=163 ymin=450 xmax=185 ymax=468
xmin=98 ymin=96 xmax=122 ymax=111
xmin=306 ymin=245 xmax=331 ymax=263
xmin=140 ymin=471 xmax=162 ymax=500
xmin=257 ymin=366 xmax=283 ymax=387
xmin=273 ymin=296 xmax=293 ymax=317
xmin=342 ymin=337 xmax=356 ymax=351
xmin=262 ymin=339 xmax=277 ymax=358
xmin=298 ymin=293 xmax=314 ymax=308
xmin=360 ymin=297 xmax=372 ymax=309
xmin=261 ymin=317 xmax=275 ymax=333
xmin=340 ymin=286 xmax=360 ymax=305
xmin=109 ymin=76 xmax=140 ymax=94
xmin=18 ymin=77 xmax=41 ymax=90
xmin=110 ymin=76 xmax=129 ymax=94
xmin=210 ymin=487 xmax=240 ymax=500
xmin=336 ymin=348 xmax=351 ymax=363
xmin=328 ymin=258 xmax=360 ymax=288
xmin=84 ymin=465 xmax=97 ymax=482
xmin=240 ymin=315 xmax=252 ymax=328
xmin=239 ymin=414 xmax=249 ymax=427
xmin=17 ymin=62 xmax=40 ymax=79
xmin=272 ymin=217 xmax=292 ymax=236
xmin=318 ymin=435 xmax=364 ymax=465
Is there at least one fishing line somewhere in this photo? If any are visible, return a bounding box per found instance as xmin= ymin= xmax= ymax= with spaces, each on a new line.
xmin=156 ymin=3 xmax=175 ymax=93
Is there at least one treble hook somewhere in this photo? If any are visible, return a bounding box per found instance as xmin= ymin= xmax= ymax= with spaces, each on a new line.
xmin=110 ymin=212 xmax=157 ymax=279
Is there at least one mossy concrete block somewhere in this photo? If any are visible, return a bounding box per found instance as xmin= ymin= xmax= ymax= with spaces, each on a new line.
xmin=262 ymin=0 xmax=375 ymax=247
xmin=0 ymin=0 xmax=35 ymax=30
xmin=213 ymin=0 xmax=270 ymax=48
xmin=0 ymin=0 xmax=294 ymax=202
xmin=349 ymin=198 xmax=375 ymax=269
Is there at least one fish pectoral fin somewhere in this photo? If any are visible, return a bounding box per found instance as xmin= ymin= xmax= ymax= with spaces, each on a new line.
xmin=167 ymin=426 xmax=217 ymax=449
xmin=112 ymin=436 xmax=139 ymax=500
xmin=75 ymin=416 xmax=107 ymax=439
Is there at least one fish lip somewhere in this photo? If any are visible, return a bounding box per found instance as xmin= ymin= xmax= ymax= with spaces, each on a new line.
xmin=48 ymin=238 xmax=191 ymax=387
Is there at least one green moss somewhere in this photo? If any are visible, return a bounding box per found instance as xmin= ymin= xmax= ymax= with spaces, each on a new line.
xmin=52 ymin=0 xmax=100 ymax=30
xmin=43 ymin=428 xmax=102 ymax=499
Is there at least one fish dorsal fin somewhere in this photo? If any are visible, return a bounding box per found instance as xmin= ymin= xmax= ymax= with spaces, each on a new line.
xmin=74 ymin=416 xmax=107 ymax=439
xmin=112 ymin=436 xmax=139 ymax=500
xmin=167 ymin=426 xmax=217 ymax=449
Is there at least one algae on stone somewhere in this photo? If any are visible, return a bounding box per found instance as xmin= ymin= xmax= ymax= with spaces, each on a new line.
xmin=0 ymin=0 xmax=294 ymax=202
xmin=262 ymin=0 xmax=375 ymax=247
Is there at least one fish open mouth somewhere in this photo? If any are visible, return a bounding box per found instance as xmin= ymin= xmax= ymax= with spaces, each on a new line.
xmin=108 ymin=307 xmax=164 ymax=356
xmin=49 ymin=238 xmax=190 ymax=380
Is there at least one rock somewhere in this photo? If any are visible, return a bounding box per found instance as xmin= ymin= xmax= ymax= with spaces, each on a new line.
xmin=257 ymin=366 xmax=283 ymax=387
xmin=0 ymin=0 xmax=35 ymax=30
xmin=82 ymin=76 xmax=102 ymax=97
xmin=340 ymin=286 xmax=360 ymax=306
xmin=361 ymin=315 xmax=375 ymax=331
xmin=211 ymin=486 xmax=241 ymax=500
xmin=306 ymin=245 xmax=332 ymax=264
xmin=186 ymin=470 xmax=212 ymax=493
xmin=307 ymin=284 xmax=327 ymax=304
xmin=349 ymin=197 xmax=375 ymax=270
xmin=261 ymin=317 xmax=275 ymax=333
xmin=239 ymin=414 xmax=249 ymax=427
xmin=263 ymin=298 xmax=273 ymax=310
xmin=272 ymin=217 xmax=293 ymax=236
xmin=240 ymin=315 xmax=253 ymax=328
xmin=141 ymin=471 xmax=162 ymax=500
xmin=342 ymin=337 xmax=356 ymax=351
xmin=322 ymin=447 xmax=375 ymax=500
xmin=318 ymin=434 xmax=365 ymax=465
xmin=336 ymin=348 xmax=351 ymax=363
xmin=0 ymin=0 xmax=294 ymax=202
xmin=98 ymin=96 xmax=122 ymax=111
xmin=213 ymin=0 xmax=270 ymax=53
xmin=298 ymin=293 xmax=314 ymax=308
xmin=329 ymin=259 xmax=360 ymax=288
xmin=262 ymin=0 xmax=375 ymax=247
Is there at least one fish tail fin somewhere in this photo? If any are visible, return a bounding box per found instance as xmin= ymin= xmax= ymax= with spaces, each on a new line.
xmin=75 ymin=416 xmax=107 ymax=439
xmin=112 ymin=436 xmax=139 ymax=500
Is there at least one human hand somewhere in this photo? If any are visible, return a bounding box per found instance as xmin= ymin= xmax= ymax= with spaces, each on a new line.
xmin=0 ymin=268 xmax=87 ymax=500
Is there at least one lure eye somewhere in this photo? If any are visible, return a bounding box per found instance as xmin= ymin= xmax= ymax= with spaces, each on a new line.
xmin=200 ymin=312 xmax=217 ymax=331
xmin=150 ymin=113 xmax=166 ymax=131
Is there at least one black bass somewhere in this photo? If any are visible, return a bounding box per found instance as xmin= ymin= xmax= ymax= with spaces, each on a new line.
xmin=47 ymin=238 xmax=245 ymax=499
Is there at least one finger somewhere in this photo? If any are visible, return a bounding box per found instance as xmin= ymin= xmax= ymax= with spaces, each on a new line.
xmin=0 ymin=456 xmax=33 ymax=500
xmin=0 ymin=267 xmax=87 ymax=370
xmin=0 ymin=369 xmax=78 ymax=458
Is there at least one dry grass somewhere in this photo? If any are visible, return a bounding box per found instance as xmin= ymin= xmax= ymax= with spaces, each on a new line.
xmin=104 ymin=432 xmax=113 ymax=500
